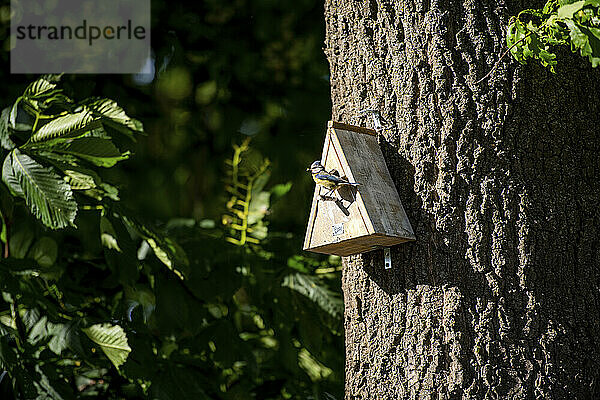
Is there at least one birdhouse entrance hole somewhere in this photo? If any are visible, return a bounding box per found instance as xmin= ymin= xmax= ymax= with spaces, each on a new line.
xmin=303 ymin=121 xmax=415 ymax=257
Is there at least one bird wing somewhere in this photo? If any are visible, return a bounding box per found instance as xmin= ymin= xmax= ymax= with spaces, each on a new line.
xmin=315 ymin=173 xmax=349 ymax=184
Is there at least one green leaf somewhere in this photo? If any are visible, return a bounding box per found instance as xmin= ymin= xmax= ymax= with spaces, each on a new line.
xmin=54 ymin=137 xmax=129 ymax=167
xmin=515 ymin=18 xmax=527 ymax=35
xmin=580 ymin=25 xmax=600 ymax=66
xmin=47 ymin=322 xmax=78 ymax=355
xmin=144 ymin=235 xmax=188 ymax=279
xmin=33 ymin=364 xmax=70 ymax=400
xmin=22 ymin=75 xmax=71 ymax=112
xmin=2 ymin=153 xmax=24 ymax=197
xmin=8 ymin=224 xmax=34 ymax=259
xmin=30 ymin=109 xmax=98 ymax=143
xmin=526 ymin=20 xmax=540 ymax=34
xmin=93 ymin=182 xmax=120 ymax=201
xmin=86 ymin=98 xmax=144 ymax=135
xmin=63 ymin=169 xmax=96 ymax=190
xmin=566 ymin=19 xmax=590 ymax=51
xmin=9 ymin=99 xmax=19 ymax=130
xmin=270 ymin=181 xmax=293 ymax=199
xmin=100 ymin=214 xmax=140 ymax=284
xmin=27 ymin=237 xmax=58 ymax=268
xmin=298 ymin=348 xmax=333 ymax=382
xmin=9 ymin=98 xmax=34 ymax=132
xmin=82 ymin=323 xmax=131 ymax=369
xmin=558 ymin=0 xmax=585 ymax=18
xmin=0 ymin=108 xmax=15 ymax=150
xmin=544 ymin=1 xmax=558 ymax=14
xmin=247 ymin=191 xmax=270 ymax=226
xmin=282 ymin=273 xmax=343 ymax=320
xmin=0 ymin=321 xmax=17 ymax=337
xmin=23 ymin=75 xmax=60 ymax=99
xmin=124 ymin=216 xmax=189 ymax=280
xmin=565 ymin=19 xmax=600 ymax=65
xmin=28 ymin=315 xmax=52 ymax=344
xmin=8 ymin=149 xmax=77 ymax=229
xmin=100 ymin=216 xmax=121 ymax=252
xmin=39 ymin=157 xmax=119 ymax=200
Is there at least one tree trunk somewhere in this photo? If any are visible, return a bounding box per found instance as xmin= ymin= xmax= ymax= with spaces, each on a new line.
xmin=324 ymin=1 xmax=600 ymax=398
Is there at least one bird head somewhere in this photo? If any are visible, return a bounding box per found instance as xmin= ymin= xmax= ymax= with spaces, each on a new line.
xmin=306 ymin=160 xmax=325 ymax=174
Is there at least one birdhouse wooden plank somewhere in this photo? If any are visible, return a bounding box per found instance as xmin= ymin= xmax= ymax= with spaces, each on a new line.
xmin=303 ymin=121 xmax=415 ymax=257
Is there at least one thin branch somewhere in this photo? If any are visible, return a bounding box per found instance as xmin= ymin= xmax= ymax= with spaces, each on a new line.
xmin=475 ymin=32 xmax=532 ymax=85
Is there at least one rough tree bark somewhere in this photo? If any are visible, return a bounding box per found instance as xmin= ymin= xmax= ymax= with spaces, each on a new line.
xmin=324 ymin=0 xmax=600 ymax=398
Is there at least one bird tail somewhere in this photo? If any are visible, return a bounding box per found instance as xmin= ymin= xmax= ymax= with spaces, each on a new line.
xmin=343 ymin=182 xmax=360 ymax=186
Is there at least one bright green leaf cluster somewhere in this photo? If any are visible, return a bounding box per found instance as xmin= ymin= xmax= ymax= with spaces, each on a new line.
xmin=0 ymin=75 xmax=142 ymax=229
xmin=3 ymin=149 xmax=77 ymax=229
xmin=508 ymin=0 xmax=600 ymax=71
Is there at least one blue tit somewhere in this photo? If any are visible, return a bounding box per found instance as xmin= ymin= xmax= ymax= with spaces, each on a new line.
xmin=306 ymin=160 xmax=360 ymax=196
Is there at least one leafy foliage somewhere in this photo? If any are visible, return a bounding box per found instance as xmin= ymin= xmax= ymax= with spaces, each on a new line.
xmin=4 ymin=149 xmax=77 ymax=229
xmin=282 ymin=273 xmax=343 ymax=322
xmin=0 ymin=77 xmax=344 ymax=399
xmin=82 ymin=324 xmax=132 ymax=369
xmin=507 ymin=0 xmax=600 ymax=71
xmin=0 ymin=75 xmax=138 ymax=229
xmin=29 ymin=110 xmax=97 ymax=143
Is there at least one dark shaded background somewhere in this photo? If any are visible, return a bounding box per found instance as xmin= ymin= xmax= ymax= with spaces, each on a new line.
xmin=0 ymin=0 xmax=330 ymax=236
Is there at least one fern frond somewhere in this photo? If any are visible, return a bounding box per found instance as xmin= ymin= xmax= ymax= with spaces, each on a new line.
xmin=223 ymin=140 xmax=271 ymax=247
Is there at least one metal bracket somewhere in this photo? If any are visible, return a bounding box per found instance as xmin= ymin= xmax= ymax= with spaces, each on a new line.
xmin=355 ymin=109 xmax=392 ymax=139
xmin=384 ymin=247 xmax=392 ymax=269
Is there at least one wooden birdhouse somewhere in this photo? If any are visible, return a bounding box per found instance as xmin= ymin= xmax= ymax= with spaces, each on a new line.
xmin=303 ymin=121 xmax=415 ymax=257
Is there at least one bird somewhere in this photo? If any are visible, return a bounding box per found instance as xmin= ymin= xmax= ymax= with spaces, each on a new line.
xmin=306 ymin=160 xmax=360 ymax=197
